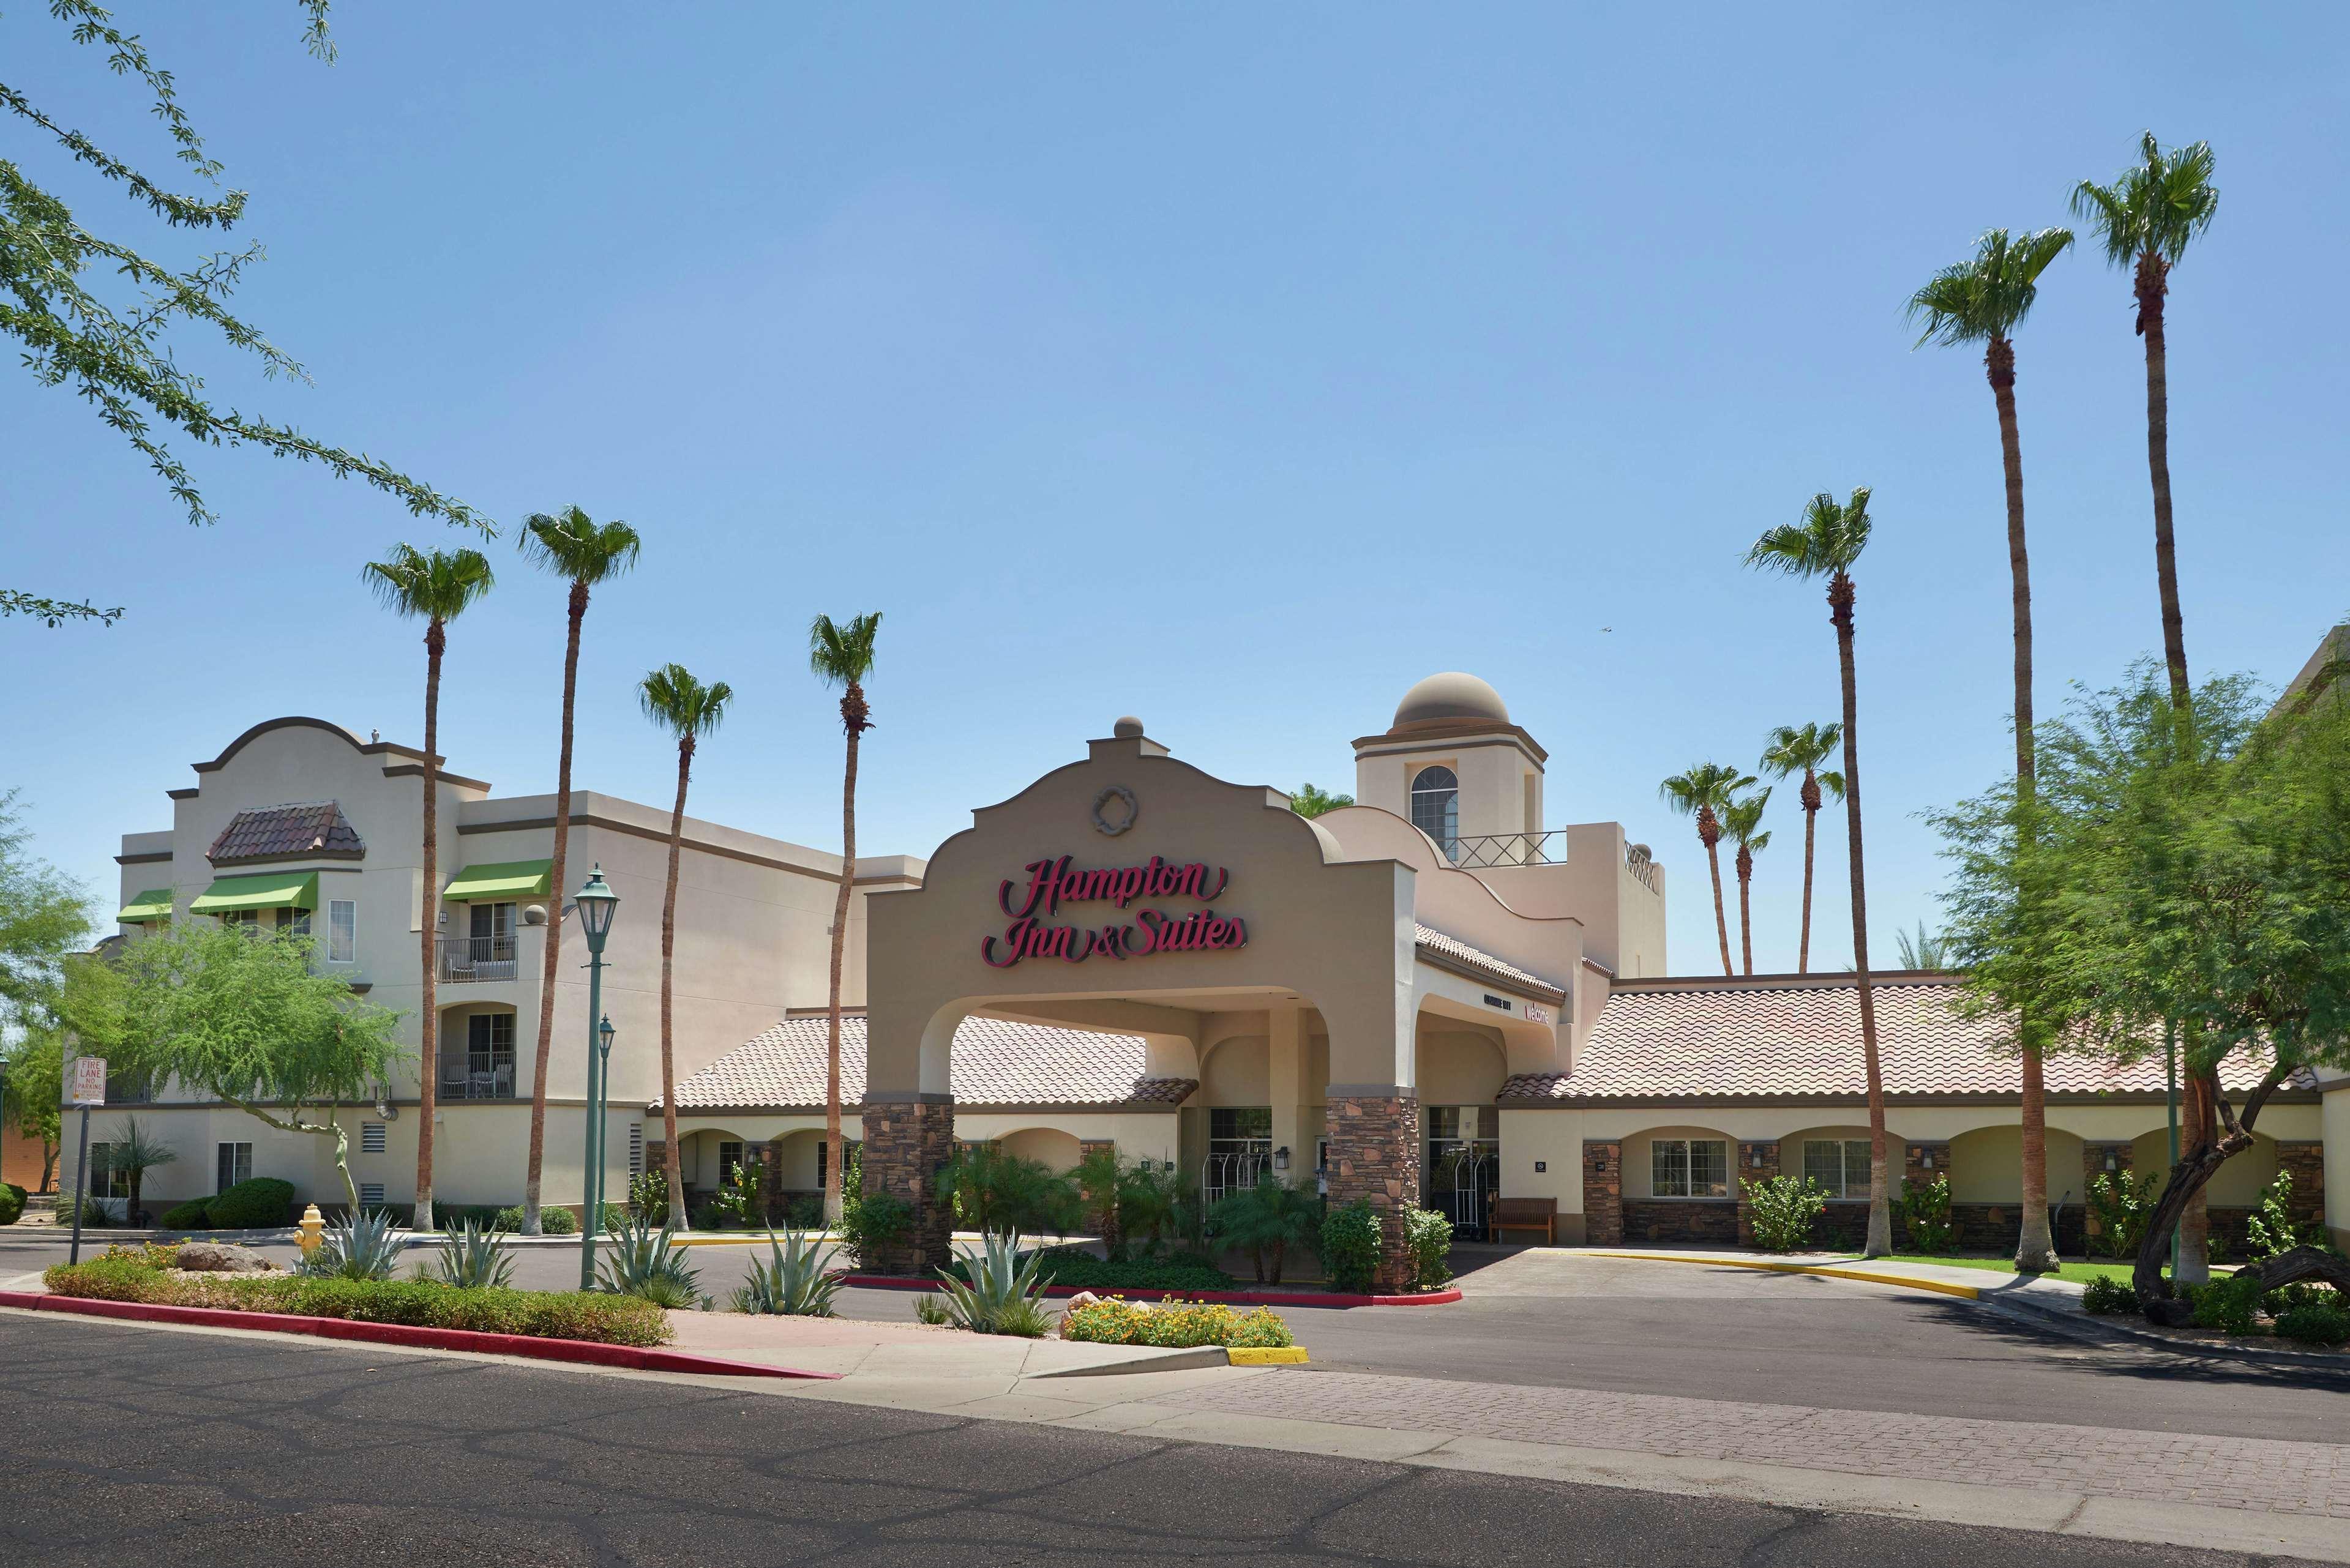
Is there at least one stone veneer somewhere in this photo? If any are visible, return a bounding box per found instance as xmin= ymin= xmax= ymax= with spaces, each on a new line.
xmin=1734 ymin=1140 xmax=1780 ymax=1247
xmin=1325 ymin=1093 xmax=1420 ymax=1292
xmin=859 ymin=1097 xmax=956 ymax=1275
xmin=1582 ymin=1140 xmax=1622 ymax=1246
xmin=2277 ymin=1142 xmax=2325 ymax=1228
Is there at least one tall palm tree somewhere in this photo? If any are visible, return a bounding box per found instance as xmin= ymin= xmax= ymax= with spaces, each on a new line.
xmin=2072 ymin=133 xmax=2220 ymax=1278
xmin=639 ymin=663 xmax=735 ymax=1231
xmin=1721 ymin=789 xmax=1772 ymax=977
xmin=1658 ymin=763 xmax=1753 ymax=977
xmin=364 ymin=543 xmax=494 ymax=1234
xmin=1745 ymin=488 xmax=1892 ymax=1256
xmin=1757 ymin=722 xmax=1844 ymax=974
xmin=1908 ymin=226 xmax=2074 ymax=1275
xmin=810 ymin=611 xmax=881 ymax=1225
xmin=2070 ymin=133 xmax=2217 ymax=712
xmin=514 ymin=507 xmax=640 ymax=1236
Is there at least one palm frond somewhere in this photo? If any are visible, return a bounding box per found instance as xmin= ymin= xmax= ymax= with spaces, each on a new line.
xmin=639 ymin=662 xmax=735 ymax=740
xmin=1723 ymin=788 xmax=1772 ymax=847
xmin=361 ymin=543 xmax=495 ymax=621
xmin=519 ymin=506 xmax=642 ymax=584
xmin=809 ymin=611 xmax=883 ymax=686
xmin=1760 ymin=721 xmax=1842 ymax=780
xmin=2070 ymin=132 xmax=2218 ymax=269
xmin=1907 ymin=227 xmax=2075 ymax=348
xmin=1744 ymin=488 xmax=1872 ymax=579
xmin=1660 ymin=763 xmax=1754 ymax=815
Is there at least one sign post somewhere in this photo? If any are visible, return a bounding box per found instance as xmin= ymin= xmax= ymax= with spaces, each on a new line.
xmin=67 ymin=1056 xmax=106 ymax=1266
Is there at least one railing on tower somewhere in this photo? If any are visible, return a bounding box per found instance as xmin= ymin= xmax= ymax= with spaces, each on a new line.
xmin=1446 ymin=831 xmax=1566 ymax=868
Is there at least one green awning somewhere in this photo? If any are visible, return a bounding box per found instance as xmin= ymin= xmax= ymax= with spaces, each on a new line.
xmin=117 ymin=889 xmax=174 ymax=923
xmin=189 ymin=871 xmax=318 ymax=914
xmin=442 ymin=859 xmax=553 ymax=901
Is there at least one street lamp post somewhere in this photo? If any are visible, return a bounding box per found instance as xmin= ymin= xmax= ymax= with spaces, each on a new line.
xmin=573 ymin=866 xmax=619 ymax=1291
xmin=591 ymin=1014 xmax=616 ymax=1222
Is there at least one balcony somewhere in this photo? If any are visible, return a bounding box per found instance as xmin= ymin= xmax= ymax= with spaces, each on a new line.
xmin=436 ymin=932 xmax=520 ymax=984
xmin=438 ymin=1056 xmax=517 ymax=1101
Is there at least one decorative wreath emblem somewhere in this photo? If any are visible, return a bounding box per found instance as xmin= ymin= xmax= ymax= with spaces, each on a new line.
xmin=1091 ymin=784 xmax=1139 ymax=837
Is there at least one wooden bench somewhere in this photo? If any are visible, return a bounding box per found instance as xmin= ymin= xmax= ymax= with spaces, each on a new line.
xmin=1492 ymin=1196 xmax=1557 ymax=1246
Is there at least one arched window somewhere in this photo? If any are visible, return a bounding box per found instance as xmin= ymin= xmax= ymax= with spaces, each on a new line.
xmin=1409 ymin=766 xmax=1459 ymax=861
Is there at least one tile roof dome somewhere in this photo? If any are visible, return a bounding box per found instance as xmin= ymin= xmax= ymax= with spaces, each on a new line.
xmin=1394 ymin=671 xmax=1510 ymax=728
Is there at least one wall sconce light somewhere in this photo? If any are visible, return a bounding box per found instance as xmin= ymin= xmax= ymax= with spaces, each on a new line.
xmin=1748 ymin=1149 xmax=1763 ymax=1168
xmin=1273 ymin=1146 xmax=1290 ymax=1173
xmin=1921 ymin=1149 xmax=1936 ymax=1170
xmin=2105 ymin=1150 xmax=2120 ymax=1171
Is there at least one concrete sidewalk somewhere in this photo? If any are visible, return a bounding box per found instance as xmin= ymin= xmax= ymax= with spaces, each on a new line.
xmin=662 ymin=1307 xmax=1232 ymax=1377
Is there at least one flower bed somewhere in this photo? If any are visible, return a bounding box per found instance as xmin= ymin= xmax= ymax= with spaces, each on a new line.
xmin=1059 ymin=1295 xmax=1294 ymax=1349
xmin=42 ymin=1256 xmax=671 ymax=1347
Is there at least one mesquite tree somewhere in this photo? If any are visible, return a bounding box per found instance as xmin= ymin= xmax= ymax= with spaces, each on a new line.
xmin=1937 ymin=666 xmax=2350 ymax=1313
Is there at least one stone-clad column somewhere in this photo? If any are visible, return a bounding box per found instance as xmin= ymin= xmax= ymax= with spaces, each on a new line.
xmin=2277 ymin=1142 xmax=2325 ymax=1228
xmin=859 ymin=1095 xmax=955 ymax=1275
xmin=1735 ymin=1140 xmax=1781 ymax=1247
xmin=1583 ymin=1140 xmax=1622 ymax=1246
xmin=1325 ymin=1092 xmax=1420 ymax=1292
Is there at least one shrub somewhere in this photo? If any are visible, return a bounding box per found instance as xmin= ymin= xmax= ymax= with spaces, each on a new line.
xmin=1899 ymin=1173 xmax=1956 ymax=1255
xmin=159 ymin=1197 xmax=214 ymax=1231
xmin=1404 ymin=1207 xmax=1454 ymax=1290
xmin=2187 ymin=1273 xmax=2264 ymax=1335
xmin=1320 ymin=1200 xmax=1380 ymax=1293
xmin=627 ymin=1169 xmax=669 ymax=1226
xmin=596 ymin=1216 xmax=702 ymax=1309
xmin=706 ymin=1160 xmax=765 ymax=1230
xmin=297 ymin=1210 xmax=406 ymax=1281
xmin=935 ymin=1144 xmax=1082 ymax=1238
xmin=913 ymin=1293 xmax=952 ymax=1326
xmin=2273 ymin=1301 xmax=2350 ymax=1348
xmin=205 ymin=1177 xmax=295 ymax=1230
xmin=1209 ymin=1176 xmax=1323 ymax=1285
xmin=837 ymin=1189 xmax=912 ymax=1271
xmin=1742 ymin=1174 xmax=1829 ymax=1253
xmin=0 ymin=1183 xmax=23 ymax=1226
xmin=732 ymin=1230 xmax=844 ymax=1316
xmin=1026 ymin=1247 xmax=1232 ymax=1293
xmin=1060 ymin=1297 xmax=1296 ymax=1350
xmin=785 ymin=1193 xmax=823 ymax=1230
xmin=2084 ymin=1170 xmax=2157 ymax=1260
xmin=2079 ymin=1275 xmax=2139 ymax=1315
xmin=42 ymin=1258 xmax=670 ymax=1345
xmin=430 ymin=1219 xmax=517 ymax=1290
xmin=494 ymin=1203 xmax=577 ymax=1234
xmin=2245 ymin=1172 xmax=2317 ymax=1260
xmin=935 ymin=1231 xmax=1051 ymax=1334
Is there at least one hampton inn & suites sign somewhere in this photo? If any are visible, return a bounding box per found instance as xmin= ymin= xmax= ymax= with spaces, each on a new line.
xmin=982 ymin=853 xmax=1249 ymax=968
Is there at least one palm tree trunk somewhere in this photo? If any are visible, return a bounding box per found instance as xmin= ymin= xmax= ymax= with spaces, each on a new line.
xmin=1828 ymin=572 xmax=1890 ymax=1258
xmin=1735 ymin=846 xmax=1754 ymax=976
xmin=1700 ymin=812 xmax=1732 ymax=977
xmin=1993 ymin=337 xmax=2058 ymax=1275
xmin=523 ymin=581 xmax=588 ymax=1236
xmin=414 ymin=619 xmax=444 ymax=1234
xmin=660 ymin=736 xmax=691 ymax=1230
xmin=1797 ymin=775 xmax=1819 ymax=974
xmin=823 ymin=694 xmax=863 ymax=1225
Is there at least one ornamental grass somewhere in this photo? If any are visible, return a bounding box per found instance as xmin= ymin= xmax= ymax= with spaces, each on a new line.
xmin=43 ymin=1255 xmax=671 ymax=1347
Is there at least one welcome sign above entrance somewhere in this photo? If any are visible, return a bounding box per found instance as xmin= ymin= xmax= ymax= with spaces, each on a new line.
xmin=983 ymin=853 xmax=1249 ymax=968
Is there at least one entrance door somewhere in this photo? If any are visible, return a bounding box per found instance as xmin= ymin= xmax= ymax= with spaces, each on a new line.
xmin=1202 ymin=1107 xmax=1271 ymax=1206
xmin=1424 ymin=1105 xmax=1500 ymax=1241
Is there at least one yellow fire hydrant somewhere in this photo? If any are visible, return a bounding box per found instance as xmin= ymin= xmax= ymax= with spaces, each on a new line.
xmin=297 ymin=1203 xmax=326 ymax=1257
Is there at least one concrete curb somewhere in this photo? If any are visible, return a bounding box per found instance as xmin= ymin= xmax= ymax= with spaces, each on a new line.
xmin=1981 ymin=1288 xmax=2350 ymax=1372
xmin=0 ymin=1290 xmax=839 ymax=1380
xmin=844 ymin=1274 xmax=1462 ymax=1309
xmin=1579 ymin=1251 xmax=1981 ymax=1300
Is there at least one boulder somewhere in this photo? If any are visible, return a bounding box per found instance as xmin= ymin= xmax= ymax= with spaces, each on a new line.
xmin=174 ymin=1243 xmax=274 ymax=1274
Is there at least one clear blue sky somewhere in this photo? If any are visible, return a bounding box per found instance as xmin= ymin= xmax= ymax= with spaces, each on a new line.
xmin=6 ymin=3 xmax=2344 ymax=977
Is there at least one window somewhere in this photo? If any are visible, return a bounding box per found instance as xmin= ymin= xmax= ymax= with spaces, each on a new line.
xmin=440 ymin=1013 xmax=517 ymax=1100
xmin=281 ymin=906 xmax=310 ymax=939
xmin=1208 ymin=1107 xmax=1271 ymax=1154
xmin=329 ymin=900 xmax=357 ymax=963
xmin=361 ymin=1120 xmax=387 ymax=1154
xmin=217 ymin=1141 xmax=253 ymax=1190
xmin=717 ymin=1141 xmax=745 ymax=1183
xmin=470 ymin=901 xmax=517 ymax=951
xmin=86 ymin=1143 xmax=132 ymax=1199
xmin=1803 ymin=1139 xmax=1874 ymax=1199
xmin=1651 ymin=1138 xmax=1728 ymax=1198
xmin=1410 ymin=766 xmax=1460 ymax=861
xmin=219 ymin=908 xmax=261 ymax=933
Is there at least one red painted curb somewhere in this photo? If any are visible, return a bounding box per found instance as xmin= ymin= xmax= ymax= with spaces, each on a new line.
xmin=840 ymin=1275 xmax=1463 ymax=1309
xmin=0 ymin=1291 xmax=837 ymax=1379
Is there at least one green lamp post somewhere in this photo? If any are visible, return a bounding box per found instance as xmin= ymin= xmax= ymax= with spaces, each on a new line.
xmin=573 ymin=865 xmax=619 ymax=1290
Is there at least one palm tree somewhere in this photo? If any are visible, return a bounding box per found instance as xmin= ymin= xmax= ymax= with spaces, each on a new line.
xmin=639 ymin=663 xmax=735 ymax=1231
xmin=810 ymin=611 xmax=881 ymax=1225
xmin=2073 ymin=134 xmax=2220 ymax=1278
xmin=515 ymin=507 xmax=640 ymax=1236
xmin=364 ymin=543 xmax=494 ymax=1234
xmin=1745 ymin=488 xmax=1892 ymax=1257
xmin=1757 ymin=723 xmax=1844 ymax=974
xmin=1892 ymin=922 xmax=1953 ymax=970
xmin=1722 ymin=789 xmax=1772 ymax=976
xmin=1659 ymin=762 xmax=1753 ymax=976
xmin=2070 ymin=133 xmax=2217 ymax=712
xmin=634 ymin=658 xmax=733 ymax=1231
xmin=1908 ymin=226 xmax=2074 ymax=1276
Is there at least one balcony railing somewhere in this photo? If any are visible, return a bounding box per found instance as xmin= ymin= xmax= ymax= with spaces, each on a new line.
xmin=1445 ymin=831 xmax=1566 ymax=868
xmin=1624 ymin=844 xmax=1660 ymax=892
xmin=436 ymin=932 xmax=520 ymax=984
xmin=438 ymin=1058 xmax=517 ymax=1100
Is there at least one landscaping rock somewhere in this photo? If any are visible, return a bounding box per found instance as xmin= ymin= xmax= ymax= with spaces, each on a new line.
xmin=174 ymin=1243 xmax=275 ymax=1274
xmin=1066 ymin=1291 xmax=1099 ymax=1310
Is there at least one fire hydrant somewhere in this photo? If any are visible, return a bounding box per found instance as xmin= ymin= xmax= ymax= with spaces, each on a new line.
xmin=297 ymin=1203 xmax=326 ymax=1257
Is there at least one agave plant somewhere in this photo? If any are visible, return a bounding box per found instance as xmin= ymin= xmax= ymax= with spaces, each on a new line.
xmin=299 ymin=1209 xmax=406 ymax=1281
xmin=732 ymin=1229 xmax=845 ymax=1316
xmin=596 ymin=1214 xmax=703 ymax=1309
xmin=430 ymin=1217 xmax=516 ymax=1290
xmin=934 ymin=1230 xmax=1052 ymax=1336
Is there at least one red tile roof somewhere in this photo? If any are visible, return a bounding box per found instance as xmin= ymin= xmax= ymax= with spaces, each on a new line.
xmin=1502 ymin=975 xmax=2318 ymax=1103
xmin=208 ymin=801 xmax=364 ymax=864
xmin=659 ymin=1012 xmax=1195 ymax=1111
xmin=1414 ymin=924 xmax=1565 ymax=1000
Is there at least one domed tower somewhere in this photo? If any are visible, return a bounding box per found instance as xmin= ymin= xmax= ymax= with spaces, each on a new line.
xmin=1351 ymin=673 xmax=1546 ymax=861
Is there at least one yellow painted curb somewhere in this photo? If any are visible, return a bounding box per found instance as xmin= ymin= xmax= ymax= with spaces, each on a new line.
xmin=1584 ymin=1251 xmax=1980 ymax=1301
xmin=667 ymin=1234 xmax=843 ymax=1249
xmin=1227 ymin=1346 xmax=1311 ymax=1365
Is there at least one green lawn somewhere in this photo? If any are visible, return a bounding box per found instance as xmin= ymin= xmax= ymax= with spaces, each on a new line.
xmin=1875 ymin=1253 xmax=2186 ymax=1285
